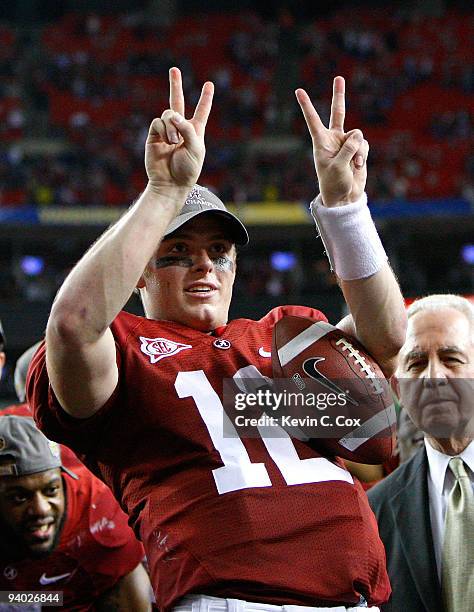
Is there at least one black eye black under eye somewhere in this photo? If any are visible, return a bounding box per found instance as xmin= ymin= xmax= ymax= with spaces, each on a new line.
xmin=211 ymin=256 xmax=234 ymax=272
xmin=154 ymin=256 xmax=194 ymax=269
xmin=154 ymin=253 xmax=235 ymax=271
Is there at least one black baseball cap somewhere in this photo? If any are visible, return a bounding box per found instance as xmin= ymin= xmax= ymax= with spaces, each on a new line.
xmin=164 ymin=185 xmax=249 ymax=245
xmin=0 ymin=416 xmax=77 ymax=479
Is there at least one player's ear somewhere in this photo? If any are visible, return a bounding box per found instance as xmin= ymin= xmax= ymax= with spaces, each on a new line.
xmin=0 ymin=351 xmax=5 ymax=378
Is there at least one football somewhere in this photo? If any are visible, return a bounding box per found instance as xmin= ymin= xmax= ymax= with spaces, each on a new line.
xmin=272 ymin=315 xmax=396 ymax=464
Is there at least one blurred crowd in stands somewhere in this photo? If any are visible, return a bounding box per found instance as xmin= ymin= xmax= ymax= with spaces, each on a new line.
xmin=0 ymin=5 xmax=473 ymax=208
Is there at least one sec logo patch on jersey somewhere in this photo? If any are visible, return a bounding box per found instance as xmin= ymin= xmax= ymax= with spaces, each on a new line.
xmin=139 ymin=337 xmax=192 ymax=364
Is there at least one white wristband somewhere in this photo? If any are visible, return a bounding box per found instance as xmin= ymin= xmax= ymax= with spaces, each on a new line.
xmin=310 ymin=193 xmax=387 ymax=281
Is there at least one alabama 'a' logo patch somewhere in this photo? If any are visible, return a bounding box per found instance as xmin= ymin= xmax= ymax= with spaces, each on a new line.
xmin=139 ymin=337 xmax=192 ymax=364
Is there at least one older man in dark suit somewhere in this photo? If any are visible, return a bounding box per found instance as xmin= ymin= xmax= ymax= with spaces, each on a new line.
xmin=368 ymin=294 xmax=474 ymax=612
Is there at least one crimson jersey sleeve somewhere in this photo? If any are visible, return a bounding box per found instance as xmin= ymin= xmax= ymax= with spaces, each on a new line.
xmin=27 ymin=307 xmax=390 ymax=610
xmin=26 ymin=340 xmax=124 ymax=459
xmin=0 ymin=466 xmax=145 ymax=611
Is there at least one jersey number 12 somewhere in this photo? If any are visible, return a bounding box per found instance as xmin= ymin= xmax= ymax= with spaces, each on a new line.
xmin=175 ymin=368 xmax=353 ymax=494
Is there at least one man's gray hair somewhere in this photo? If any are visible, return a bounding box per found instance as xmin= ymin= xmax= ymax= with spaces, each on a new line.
xmin=407 ymin=294 xmax=474 ymax=332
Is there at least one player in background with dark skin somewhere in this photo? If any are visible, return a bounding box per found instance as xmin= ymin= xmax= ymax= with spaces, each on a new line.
xmin=0 ymin=416 xmax=152 ymax=611
xmin=28 ymin=68 xmax=407 ymax=611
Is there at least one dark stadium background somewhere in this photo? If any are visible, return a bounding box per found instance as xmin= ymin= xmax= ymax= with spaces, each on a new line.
xmin=0 ymin=0 xmax=472 ymax=402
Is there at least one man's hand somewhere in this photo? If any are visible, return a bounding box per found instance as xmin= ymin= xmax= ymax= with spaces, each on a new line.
xmin=145 ymin=67 xmax=214 ymax=193
xmin=296 ymin=76 xmax=369 ymax=207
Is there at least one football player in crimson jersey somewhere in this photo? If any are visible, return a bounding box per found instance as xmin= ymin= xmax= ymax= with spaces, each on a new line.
xmin=0 ymin=416 xmax=152 ymax=611
xmin=27 ymin=68 xmax=407 ymax=611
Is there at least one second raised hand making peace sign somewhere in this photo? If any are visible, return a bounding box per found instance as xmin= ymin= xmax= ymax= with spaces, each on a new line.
xmin=296 ymin=77 xmax=369 ymax=207
xmin=145 ymin=67 xmax=214 ymax=191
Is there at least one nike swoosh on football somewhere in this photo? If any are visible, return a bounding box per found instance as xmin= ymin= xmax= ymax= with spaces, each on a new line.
xmin=258 ymin=347 xmax=271 ymax=358
xmin=39 ymin=571 xmax=72 ymax=585
xmin=302 ymin=357 xmax=359 ymax=406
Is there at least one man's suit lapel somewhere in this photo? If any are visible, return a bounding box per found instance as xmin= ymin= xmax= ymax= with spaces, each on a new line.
xmin=390 ymin=449 xmax=443 ymax=612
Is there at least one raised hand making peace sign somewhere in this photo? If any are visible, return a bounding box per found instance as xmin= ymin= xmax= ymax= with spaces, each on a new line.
xmin=296 ymin=77 xmax=369 ymax=207
xmin=145 ymin=67 xmax=214 ymax=191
